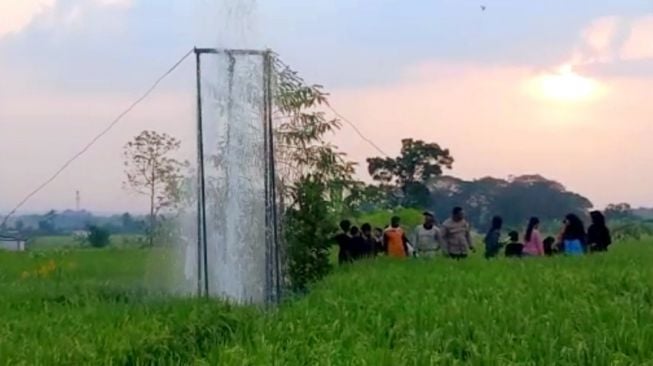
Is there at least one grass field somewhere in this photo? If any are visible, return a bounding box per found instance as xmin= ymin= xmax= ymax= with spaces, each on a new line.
xmin=1 ymin=240 xmax=652 ymax=364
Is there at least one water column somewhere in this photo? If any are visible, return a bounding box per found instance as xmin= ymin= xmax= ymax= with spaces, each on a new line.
xmin=193 ymin=49 xmax=276 ymax=304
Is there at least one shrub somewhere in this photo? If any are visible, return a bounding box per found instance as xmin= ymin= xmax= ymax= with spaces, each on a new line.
xmin=88 ymin=226 xmax=111 ymax=248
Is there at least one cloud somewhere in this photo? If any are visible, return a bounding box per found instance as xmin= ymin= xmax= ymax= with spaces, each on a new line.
xmin=621 ymin=15 xmax=653 ymax=61
xmin=573 ymin=14 xmax=653 ymax=66
xmin=0 ymin=0 xmax=56 ymax=38
xmin=0 ymin=0 xmax=133 ymax=39
xmin=575 ymin=16 xmax=621 ymax=64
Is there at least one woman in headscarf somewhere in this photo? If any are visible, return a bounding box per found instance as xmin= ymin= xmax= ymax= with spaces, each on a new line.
xmin=483 ymin=215 xmax=503 ymax=259
xmin=559 ymin=213 xmax=586 ymax=255
xmin=588 ymin=210 xmax=612 ymax=252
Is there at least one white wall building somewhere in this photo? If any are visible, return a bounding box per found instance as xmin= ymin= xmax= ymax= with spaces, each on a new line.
xmin=0 ymin=235 xmax=26 ymax=251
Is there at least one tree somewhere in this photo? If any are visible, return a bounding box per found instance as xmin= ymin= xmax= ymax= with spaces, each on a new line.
xmin=120 ymin=212 xmax=140 ymax=233
xmin=87 ymin=225 xmax=111 ymax=248
xmin=37 ymin=210 xmax=58 ymax=235
xmin=123 ymin=130 xmax=185 ymax=247
xmin=284 ymin=176 xmax=334 ymax=291
xmin=15 ymin=220 xmax=24 ymax=233
xmin=274 ymin=58 xmax=359 ymax=291
xmin=367 ymin=138 xmax=454 ymax=207
xmin=605 ymin=203 xmax=635 ymax=221
xmin=428 ymin=174 xmax=593 ymax=229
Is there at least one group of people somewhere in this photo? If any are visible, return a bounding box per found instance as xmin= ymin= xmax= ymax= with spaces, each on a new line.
xmin=483 ymin=211 xmax=612 ymax=259
xmin=335 ymin=207 xmax=613 ymax=264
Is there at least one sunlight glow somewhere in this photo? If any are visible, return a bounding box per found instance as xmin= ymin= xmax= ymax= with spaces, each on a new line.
xmin=529 ymin=64 xmax=605 ymax=103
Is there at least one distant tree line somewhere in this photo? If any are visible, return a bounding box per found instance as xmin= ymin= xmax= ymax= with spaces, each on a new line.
xmin=362 ymin=138 xmax=591 ymax=229
xmin=7 ymin=210 xmax=146 ymax=236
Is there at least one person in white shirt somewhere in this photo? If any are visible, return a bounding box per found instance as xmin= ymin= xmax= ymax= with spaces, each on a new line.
xmin=412 ymin=211 xmax=441 ymax=258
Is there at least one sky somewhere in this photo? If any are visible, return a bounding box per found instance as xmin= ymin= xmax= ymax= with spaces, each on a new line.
xmin=1 ymin=0 xmax=653 ymax=214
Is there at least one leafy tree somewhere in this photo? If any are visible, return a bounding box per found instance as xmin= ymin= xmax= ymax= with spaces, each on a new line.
xmin=15 ymin=220 xmax=24 ymax=233
xmin=367 ymin=138 xmax=454 ymax=207
xmin=284 ymin=176 xmax=334 ymax=291
xmin=274 ymin=58 xmax=359 ymax=291
xmin=87 ymin=225 xmax=111 ymax=248
xmin=37 ymin=210 xmax=58 ymax=235
xmin=123 ymin=130 xmax=186 ymax=247
xmin=605 ymin=202 xmax=635 ymax=221
xmin=119 ymin=212 xmax=143 ymax=234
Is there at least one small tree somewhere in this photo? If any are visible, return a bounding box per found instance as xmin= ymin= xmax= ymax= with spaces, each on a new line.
xmin=123 ymin=130 xmax=185 ymax=247
xmin=88 ymin=225 xmax=111 ymax=248
xmin=274 ymin=58 xmax=359 ymax=291
xmin=284 ymin=176 xmax=334 ymax=291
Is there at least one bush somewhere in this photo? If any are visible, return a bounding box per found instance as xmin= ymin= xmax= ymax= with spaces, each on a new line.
xmin=285 ymin=177 xmax=335 ymax=292
xmin=88 ymin=226 xmax=111 ymax=248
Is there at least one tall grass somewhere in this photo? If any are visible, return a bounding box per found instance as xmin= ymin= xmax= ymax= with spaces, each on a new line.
xmin=0 ymin=241 xmax=651 ymax=364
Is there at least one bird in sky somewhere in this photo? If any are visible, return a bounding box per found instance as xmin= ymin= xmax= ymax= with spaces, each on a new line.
xmin=481 ymin=5 xmax=486 ymax=11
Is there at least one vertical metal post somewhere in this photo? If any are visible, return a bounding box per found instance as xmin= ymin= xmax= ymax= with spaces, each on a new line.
xmin=269 ymin=54 xmax=281 ymax=303
xmin=262 ymin=52 xmax=272 ymax=304
xmin=195 ymin=49 xmax=210 ymax=297
xmin=263 ymin=51 xmax=280 ymax=304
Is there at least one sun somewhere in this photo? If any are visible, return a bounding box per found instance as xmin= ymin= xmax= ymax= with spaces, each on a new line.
xmin=529 ymin=64 xmax=604 ymax=103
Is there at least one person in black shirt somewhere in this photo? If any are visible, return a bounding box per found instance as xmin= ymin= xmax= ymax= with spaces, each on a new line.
xmin=334 ymin=220 xmax=353 ymax=264
xmin=504 ymin=231 xmax=524 ymax=258
xmin=349 ymin=226 xmax=367 ymax=260
xmin=588 ymin=210 xmax=612 ymax=252
xmin=360 ymin=223 xmax=377 ymax=258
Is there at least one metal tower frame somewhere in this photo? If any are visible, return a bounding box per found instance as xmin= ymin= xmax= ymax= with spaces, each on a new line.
xmin=193 ymin=47 xmax=280 ymax=304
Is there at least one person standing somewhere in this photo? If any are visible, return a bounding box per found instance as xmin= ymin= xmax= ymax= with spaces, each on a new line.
xmin=588 ymin=211 xmax=612 ymax=252
xmin=383 ymin=216 xmax=410 ymax=258
xmin=412 ymin=211 xmax=441 ymax=258
xmin=360 ymin=223 xmax=377 ymax=258
xmin=523 ymin=217 xmax=544 ymax=256
xmin=372 ymin=227 xmax=385 ymax=255
xmin=441 ymin=207 xmax=474 ymax=259
xmin=334 ymin=220 xmax=353 ymax=264
xmin=484 ymin=215 xmax=503 ymax=259
xmin=560 ymin=214 xmax=586 ymax=255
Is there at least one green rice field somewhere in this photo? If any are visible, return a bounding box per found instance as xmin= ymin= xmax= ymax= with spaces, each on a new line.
xmin=0 ymin=240 xmax=652 ymax=365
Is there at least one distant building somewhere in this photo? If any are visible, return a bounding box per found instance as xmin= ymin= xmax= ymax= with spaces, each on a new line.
xmin=72 ymin=230 xmax=90 ymax=241
xmin=0 ymin=234 xmax=26 ymax=251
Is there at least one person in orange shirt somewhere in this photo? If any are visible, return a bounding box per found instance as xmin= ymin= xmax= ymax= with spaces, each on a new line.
xmin=383 ymin=216 xmax=412 ymax=258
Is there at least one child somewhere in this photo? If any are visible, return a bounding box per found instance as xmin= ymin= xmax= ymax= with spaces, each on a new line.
xmin=543 ymin=236 xmax=556 ymax=256
xmin=504 ymin=231 xmax=524 ymax=258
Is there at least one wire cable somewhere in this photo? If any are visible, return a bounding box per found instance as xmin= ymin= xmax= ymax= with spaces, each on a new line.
xmin=324 ymin=104 xmax=390 ymax=157
xmin=1 ymin=48 xmax=195 ymax=228
xmin=272 ymin=56 xmax=390 ymax=158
